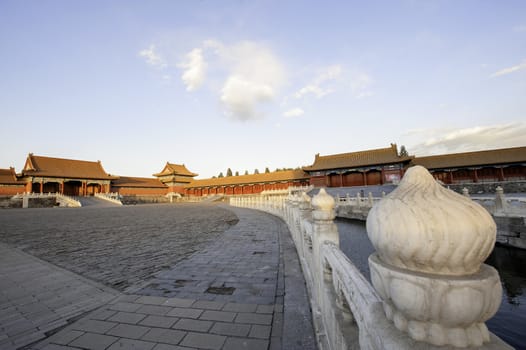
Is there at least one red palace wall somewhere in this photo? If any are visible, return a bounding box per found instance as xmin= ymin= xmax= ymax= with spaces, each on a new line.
xmin=0 ymin=185 xmax=26 ymax=196
xmin=112 ymin=187 xmax=167 ymax=196
xmin=185 ymin=180 xmax=309 ymax=197
xmin=168 ymin=185 xmax=185 ymax=194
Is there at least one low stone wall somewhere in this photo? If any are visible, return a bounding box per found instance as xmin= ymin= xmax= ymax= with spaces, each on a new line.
xmin=28 ymin=198 xmax=57 ymax=208
xmin=0 ymin=196 xmax=22 ymax=209
xmin=0 ymin=196 xmax=57 ymax=208
xmin=335 ymin=205 xmax=369 ymax=220
xmin=448 ymin=181 xmax=526 ymax=194
xmin=494 ymin=215 xmax=526 ymax=249
xmin=120 ymin=195 xmax=170 ymax=205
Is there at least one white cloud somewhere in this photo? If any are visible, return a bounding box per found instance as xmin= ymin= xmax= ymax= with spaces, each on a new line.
xmin=490 ymin=60 xmax=526 ymax=78
xmin=138 ymin=45 xmax=166 ymax=68
xmin=295 ymin=64 xmax=342 ymax=99
xmin=220 ymin=75 xmax=274 ymax=120
xmin=404 ymin=123 xmax=526 ymax=155
xmin=283 ymin=108 xmax=304 ymax=118
xmin=178 ymin=48 xmax=207 ymax=91
xmin=181 ymin=40 xmax=285 ymax=121
xmin=295 ymin=85 xmax=333 ymax=99
xmin=220 ymin=42 xmax=284 ymax=121
xmin=350 ymin=72 xmax=374 ymax=99
xmin=293 ymin=65 xmax=373 ymax=100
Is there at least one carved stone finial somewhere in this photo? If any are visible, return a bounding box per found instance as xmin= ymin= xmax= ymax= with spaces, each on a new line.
xmin=367 ymin=165 xmax=502 ymax=347
xmin=312 ymin=188 xmax=335 ymax=221
xmin=367 ymin=165 xmax=496 ymax=276
xmin=300 ymin=192 xmax=312 ymax=210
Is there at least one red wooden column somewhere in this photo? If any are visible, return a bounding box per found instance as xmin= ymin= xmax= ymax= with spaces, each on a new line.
xmin=60 ymin=182 xmax=64 ymax=194
xmin=39 ymin=181 xmax=43 ymax=194
xmin=498 ymin=167 xmax=505 ymax=181
xmin=340 ymin=173 xmax=343 ymax=187
xmin=363 ymin=171 xmax=368 ymax=186
xmin=449 ymin=171 xmax=454 ymax=184
xmin=473 ymin=169 xmax=479 ymax=183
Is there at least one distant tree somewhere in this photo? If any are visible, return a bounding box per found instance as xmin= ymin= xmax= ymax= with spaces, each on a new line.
xmin=226 ymin=168 xmax=232 ymax=177
xmin=218 ymin=172 xmax=224 ymax=178
xmin=244 ymin=170 xmax=249 ymax=175
xmin=399 ymin=145 xmax=409 ymax=157
xmin=212 ymin=176 xmax=216 ymax=178
xmin=235 ymin=171 xmax=239 ymax=176
xmin=254 ymin=169 xmax=259 ymax=174
xmin=265 ymin=167 xmax=270 ymax=173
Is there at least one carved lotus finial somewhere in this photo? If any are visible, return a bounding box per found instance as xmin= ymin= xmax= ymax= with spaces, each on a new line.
xmin=366 ymin=165 xmax=496 ymax=276
xmin=312 ymin=188 xmax=335 ymax=221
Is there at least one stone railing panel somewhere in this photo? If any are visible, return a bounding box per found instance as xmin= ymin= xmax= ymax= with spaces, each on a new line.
xmin=229 ymin=171 xmax=511 ymax=350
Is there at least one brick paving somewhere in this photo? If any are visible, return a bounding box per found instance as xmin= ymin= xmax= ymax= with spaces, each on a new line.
xmin=0 ymin=243 xmax=119 ymax=350
xmin=0 ymin=204 xmax=316 ymax=350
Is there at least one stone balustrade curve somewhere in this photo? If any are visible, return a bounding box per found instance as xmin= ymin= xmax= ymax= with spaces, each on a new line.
xmin=230 ymin=167 xmax=512 ymax=350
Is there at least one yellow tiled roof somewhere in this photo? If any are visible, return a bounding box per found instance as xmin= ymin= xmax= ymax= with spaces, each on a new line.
xmin=303 ymin=144 xmax=412 ymax=171
xmin=111 ymin=176 xmax=167 ymax=188
xmin=185 ymin=169 xmax=308 ymax=188
xmin=0 ymin=168 xmax=24 ymax=185
xmin=412 ymin=146 xmax=526 ymax=169
xmin=153 ymin=162 xmax=198 ymax=177
xmin=21 ymin=154 xmax=116 ymax=180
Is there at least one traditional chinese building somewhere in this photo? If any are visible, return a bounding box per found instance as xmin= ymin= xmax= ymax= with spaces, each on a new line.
xmin=184 ymin=169 xmax=309 ymax=196
xmin=153 ymin=162 xmax=198 ymax=195
xmin=0 ymin=168 xmax=26 ymax=195
xmin=19 ymin=154 xmax=116 ymax=196
xmin=111 ymin=176 xmax=167 ymax=196
xmin=411 ymin=146 xmax=526 ymax=184
xmin=303 ymin=144 xmax=413 ymax=187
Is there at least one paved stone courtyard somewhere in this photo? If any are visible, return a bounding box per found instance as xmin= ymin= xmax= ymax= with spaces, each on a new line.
xmin=0 ymin=204 xmax=316 ymax=350
xmin=0 ymin=204 xmax=239 ymax=291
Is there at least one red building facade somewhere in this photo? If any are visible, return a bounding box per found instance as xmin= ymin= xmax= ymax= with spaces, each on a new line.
xmin=111 ymin=176 xmax=168 ymax=196
xmin=412 ymin=147 xmax=526 ymax=184
xmin=154 ymin=163 xmax=197 ymax=194
xmin=19 ymin=154 xmax=116 ymax=196
xmin=184 ymin=169 xmax=310 ymax=196
xmin=2 ymin=146 xmax=525 ymax=198
xmin=303 ymin=144 xmax=413 ymax=187
xmin=0 ymin=168 xmax=26 ymax=195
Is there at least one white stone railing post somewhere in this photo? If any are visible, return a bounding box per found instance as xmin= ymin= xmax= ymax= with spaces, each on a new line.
xmin=495 ymin=186 xmax=507 ymax=212
xmin=462 ymin=187 xmax=470 ymax=197
xmin=311 ymin=189 xmax=339 ymax=315
xmin=367 ymin=166 xmax=503 ymax=348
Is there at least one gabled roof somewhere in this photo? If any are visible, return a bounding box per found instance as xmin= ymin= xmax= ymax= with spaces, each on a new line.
xmin=0 ymin=167 xmax=24 ymax=185
xmin=21 ymin=154 xmax=116 ymax=180
xmin=303 ymin=144 xmax=413 ymax=172
xmin=185 ymin=169 xmax=308 ymax=188
xmin=153 ymin=162 xmax=198 ymax=177
xmin=111 ymin=176 xmax=167 ymax=188
xmin=412 ymin=146 xmax=526 ymax=169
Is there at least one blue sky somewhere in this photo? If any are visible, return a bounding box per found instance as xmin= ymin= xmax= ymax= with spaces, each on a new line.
xmin=1 ymin=1 xmax=525 ymax=178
